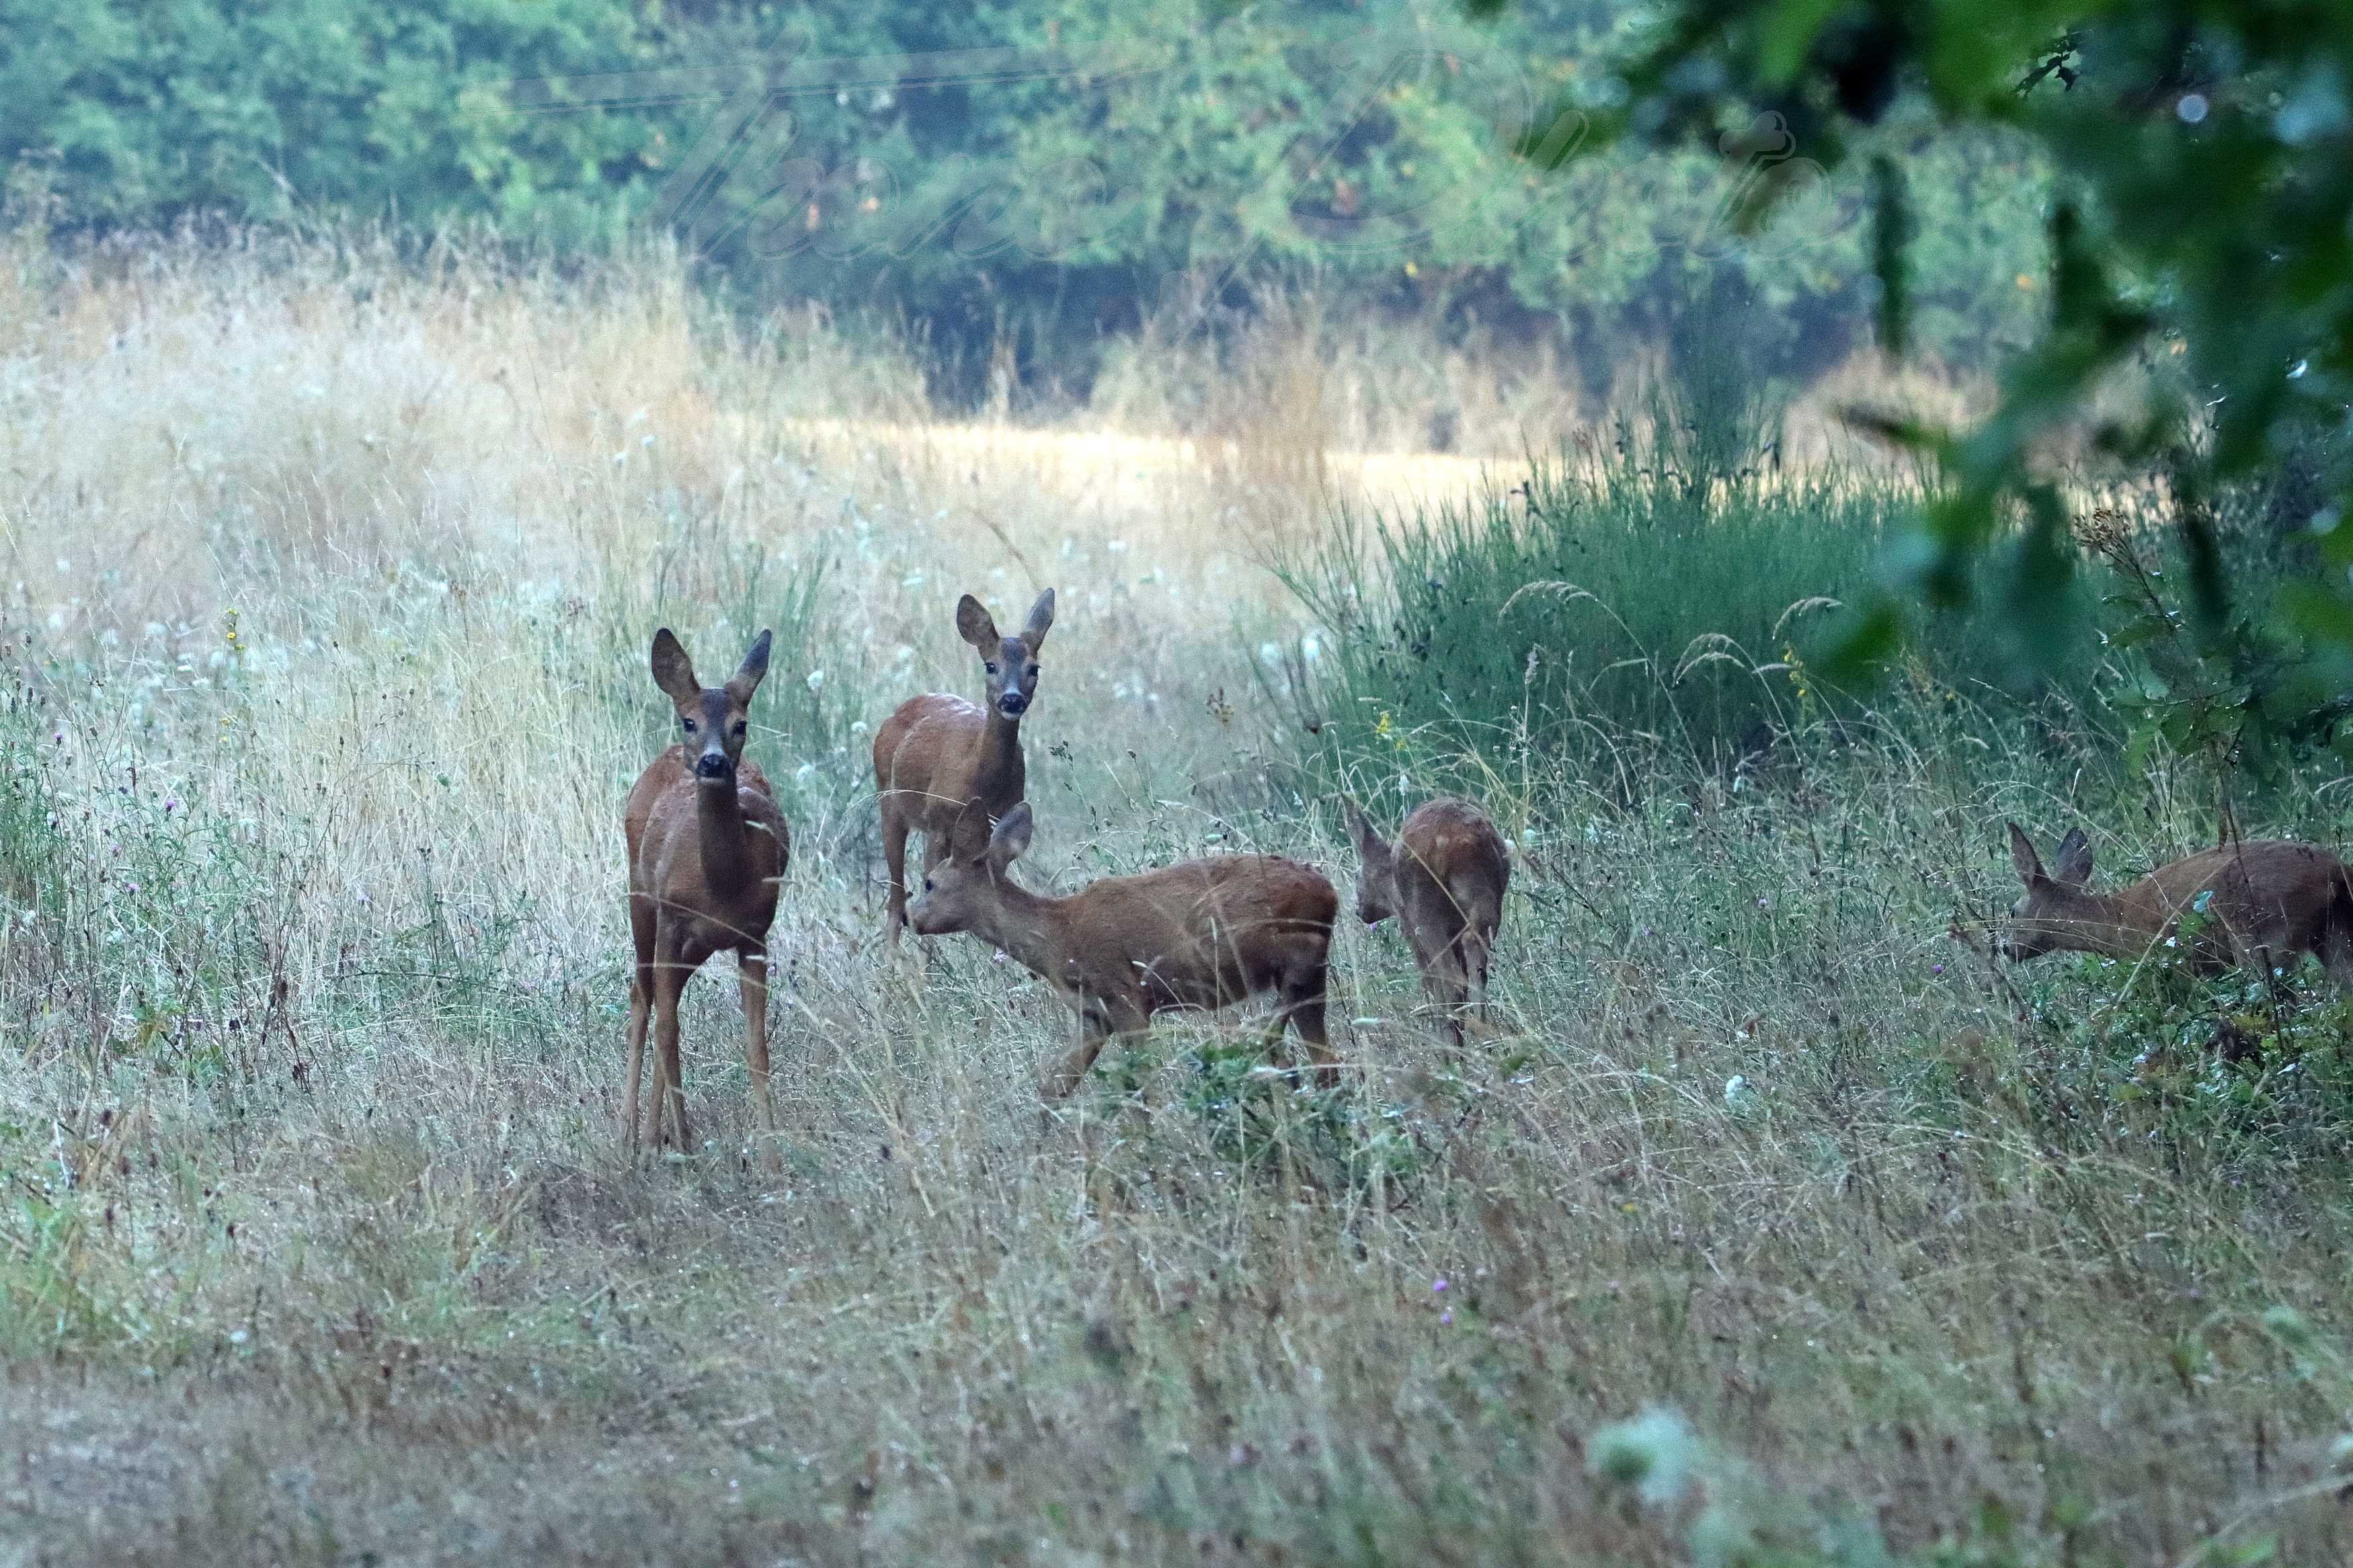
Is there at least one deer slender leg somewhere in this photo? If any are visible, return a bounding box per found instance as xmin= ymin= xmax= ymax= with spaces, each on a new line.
xmin=1440 ymin=923 xmax=1480 ymax=1045
xmin=623 ymin=895 xmax=657 ymax=1155
xmin=880 ymin=801 xmax=911 ymax=947
xmin=1467 ymin=921 xmax=1497 ymax=1032
xmin=1047 ymin=994 xmax=1145 ymax=1099
xmin=623 ymin=971 xmax=652 ymax=1155
xmin=740 ymin=947 xmax=780 ymax=1174
xmin=1412 ymin=921 xmax=1470 ymax=1048
xmin=1046 ymin=1011 xmax=1112 ymax=1100
xmin=1281 ymin=963 xmax=1339 ymax=1089
xmin=1259 ymin=1009 xmax=1293 ymax=1069
xmin=650 ymin=944 xmax=693 ymax=1155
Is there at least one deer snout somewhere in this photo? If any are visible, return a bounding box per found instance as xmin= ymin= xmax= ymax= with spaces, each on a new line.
xmin=996 ymin=690 xmax=1029 ymax=716
xmin=693 ymin=746 xmax=731 ymax=781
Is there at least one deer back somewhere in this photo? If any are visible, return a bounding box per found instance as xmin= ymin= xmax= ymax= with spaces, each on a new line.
xmin=2126 ymin=841 xmax=2353 ymax=960
xmin=1061 ymin=854 xmax=1337 ymax=1012
xmin=1395 ymin=799 xmax=1509 ymax=938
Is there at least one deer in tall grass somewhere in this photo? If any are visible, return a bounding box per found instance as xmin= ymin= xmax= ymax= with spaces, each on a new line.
xmin=1351 ymin=799 xmax=1509 ymax=1046
xmin=2000 ymin=822 xmax=2353 ymax=990
xmin=873 ymin=589 xmax=1055 ymax=946
xmin=906 ymin=800 xmax=1341 ymax=1097
xmin=623 ymin=629 xmax=791 ymax=1169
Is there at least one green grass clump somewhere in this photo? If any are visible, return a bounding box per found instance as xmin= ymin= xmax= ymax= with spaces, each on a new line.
xmin=1273 ymin=440 xmax=2117 ymax=782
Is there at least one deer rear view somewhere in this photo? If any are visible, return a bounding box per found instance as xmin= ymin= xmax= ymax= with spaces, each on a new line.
xmin=906 ymin=800 xmax=1339 ymax=1097
xmin=623 ymin=628 xmax=791 ymax=1169
xmin=1351 ymin=798 xmax=1509 ymax=1045
xmin=2001 ymin=821 xmax=2353 ymax=989
xmin=873 ymin=589 xmax=1055 ymax=946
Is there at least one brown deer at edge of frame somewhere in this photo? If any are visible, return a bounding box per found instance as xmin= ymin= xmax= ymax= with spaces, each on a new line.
xmin=623 ymin=628 xmax=790 ymax=1171
xmin=1999 ymin=821 xmax=2353 ymax=991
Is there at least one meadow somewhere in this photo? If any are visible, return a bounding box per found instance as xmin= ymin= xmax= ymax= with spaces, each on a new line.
xmin=4 ymin=231 xmax=2353 ymax=1567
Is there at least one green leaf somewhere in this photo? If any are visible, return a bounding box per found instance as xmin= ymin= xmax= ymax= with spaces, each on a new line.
xmin=1817 ymin=600 xmax=1903 ymax=685
xmin=1757 ymin=0 xmax=1845 ymax=87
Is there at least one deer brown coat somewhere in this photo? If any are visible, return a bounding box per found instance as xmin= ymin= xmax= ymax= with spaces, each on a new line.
xmin=1353 ymin=798 xmax=1509 ymax=1044
xmin=623 ymin=630 xmax=790 ymax=1167
xmin=874 ymin=589 xmax=1053 ymax=944
xmin=907 ymin=801 xmax=1339 ymax=1097
xmin=2002 ymin=823 xmax=2353 ymax=989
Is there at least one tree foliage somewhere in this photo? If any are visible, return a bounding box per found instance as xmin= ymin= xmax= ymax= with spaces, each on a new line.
xmin=3 ymin=0 xmax=2050 ymax=393
xmin=1566 ymin=0 xmax=2353 ymax=742
xmin=0 ymin=0 xmax=662 ymax=238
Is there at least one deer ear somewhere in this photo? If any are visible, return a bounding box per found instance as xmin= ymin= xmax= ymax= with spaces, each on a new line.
xmin=955 ymin=594 xmax=1000 ymax=651
xmin=1020 ymin=588 xmax=1056 ymax=653
xmin=2007 ymin=821 xmax=2045 ymax=886
xmin=650 ymin=628 xmax=700 ymax=705
xmin=2053 ymin=827 xmax=2093 ymax=889
xmin=989 ymin=802 xmax=1034 ymax=873
xmin=727 ymin=630 xmax=772 ymax=704
xmin=1351 ymin=809 xmax=1388 ymax=868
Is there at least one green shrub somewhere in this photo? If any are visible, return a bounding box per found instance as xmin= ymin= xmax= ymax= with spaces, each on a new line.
xmin=1270 ymin=436 xmax=2116 ymax=782
xmin=2017 ymin=948 xmax=2353 ymax=1172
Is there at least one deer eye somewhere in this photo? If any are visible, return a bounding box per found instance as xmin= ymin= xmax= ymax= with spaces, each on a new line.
xmin=682 ymin=718 xmax=696 ymax=732
xmin=921 ymin=876 xmax=934 ymax=893
xmin=731 ymin=720 xmax=746 ymax=737
xmin=984 ymin=662 xmax=998 ymax=675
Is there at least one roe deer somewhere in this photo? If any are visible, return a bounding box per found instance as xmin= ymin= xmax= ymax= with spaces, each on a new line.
xmin=623 ymin=628 xmax=791 ymax=1169
xmin=873 ymin=589 xmax=1055 ymax=946
xmin=906 ymin=800 xmax=1340 ymax=1097
xmin=2000 ymin=822 xmax=2353 ymax=989
xmin=1351 ymin=798 xmax=1510 ymax=1046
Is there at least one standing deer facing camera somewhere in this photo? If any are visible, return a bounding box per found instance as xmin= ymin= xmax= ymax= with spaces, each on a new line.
xmin=1351 ymin=799 xmax=1510 ymax=1045
xmin=906 ymin=800 xmax=1341 ymax=1097
xmin=2001 ymin=821 xmax=2353 ymax=990
xmin=623 ymin=629 xmax=791 ymax=1169
xmin=873 ymin=589 xmax=1055 ymax=946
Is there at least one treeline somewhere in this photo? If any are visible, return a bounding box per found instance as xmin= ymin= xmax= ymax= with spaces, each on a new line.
xmin=3 ymin=0 xmax=2048 ymax=403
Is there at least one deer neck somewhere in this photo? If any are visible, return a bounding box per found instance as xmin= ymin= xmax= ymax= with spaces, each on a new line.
xmin=696 ymin=778 xmax=758 ymax=901
xmin=2052 ymin=885 xmax=2155 ymax=958
xmin=967 ymin=874 xmax=1066 ymax=982
xmin=970 ymin=707 xmax=1025 ymax=804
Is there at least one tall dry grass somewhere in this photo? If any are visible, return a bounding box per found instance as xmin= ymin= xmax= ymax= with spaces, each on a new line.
xmin=3 ymin=229 xmax=2350 ymax=1567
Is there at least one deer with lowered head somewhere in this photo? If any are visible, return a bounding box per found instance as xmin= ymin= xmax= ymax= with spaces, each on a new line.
xmin=1351 ymin=798 xmax=1510 ymax=1046
xmin=906 ymin=799 xmax=1341 ymax=1097
xmin=623 ymin=628 xmax=791 ymax=1168
xmin=2000 ymin=821 xmax=2353 ymax=989
xmin=873 ymin=589 xmax=1055 ymax=946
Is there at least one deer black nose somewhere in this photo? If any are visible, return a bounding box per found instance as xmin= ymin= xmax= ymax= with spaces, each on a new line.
xmin=694 ymin=751 xmax=730 ymax=779
xmin=998 ymin=692 xmax=1029 ymax=716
